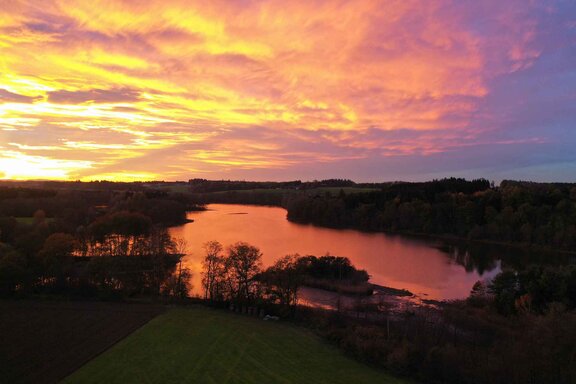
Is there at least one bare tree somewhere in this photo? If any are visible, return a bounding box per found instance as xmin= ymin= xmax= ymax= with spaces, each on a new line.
xmin=202 ymin=241 xmax=225 ymax=300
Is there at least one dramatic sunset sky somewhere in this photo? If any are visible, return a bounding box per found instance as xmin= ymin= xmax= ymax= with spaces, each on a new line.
xmin=0 ymin=1 xmax=575 ymax=182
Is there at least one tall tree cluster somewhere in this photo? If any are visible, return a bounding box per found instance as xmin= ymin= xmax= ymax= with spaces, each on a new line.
xmin=201 ymin=241 xmax=263 ymax=304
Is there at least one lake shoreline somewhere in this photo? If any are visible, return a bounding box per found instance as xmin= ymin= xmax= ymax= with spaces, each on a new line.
xmin=287 ymin=216 xmax=576 ymax=257
xmin=188 ymin=201 xmax=576 ymax=255
xmin=173 ymin=204 xmax=512 ymax=302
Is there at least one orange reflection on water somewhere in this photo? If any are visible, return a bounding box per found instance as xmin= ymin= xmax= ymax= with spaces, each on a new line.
xmin=169 ymin=204 xmax=501 ymax=300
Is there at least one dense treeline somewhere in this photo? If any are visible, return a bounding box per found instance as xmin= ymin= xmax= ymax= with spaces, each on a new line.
xmin=0 ymin=188 xmax=192 ymax=229
xmin=0 ymin=212 xmax=186 ymax=298
xmin=296 ymin=255 xmax=369 ymax=282
xmin=188 ymin=178 xmax=378 ymax=207
xmin=294 ymin=255 xmax=372 ymax=294
xmin=189 ymin=178 xmax=302 ymax=193
xmin=191 ymin=189 xmax=288 ymax=206
xmin=0 ymin=186 xmax=192 ymax=299
xmin=0 ymin=187 xmax=57 ymax=200
xmin=294 ymin=264 xmax=576 ymax=384
xmin=286 ymin=178 xmax=576 ymax=251
xmin=478 ymin=264 xmax=576 ymax=315
xmin=42 ymin=180 xmax=148 ymax=191
xmin=188 ymin=178 xmax=359 ymax=193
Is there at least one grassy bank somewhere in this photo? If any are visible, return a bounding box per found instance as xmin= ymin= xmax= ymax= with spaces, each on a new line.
xmin=64 ymin=306 xmax=407 ymax=384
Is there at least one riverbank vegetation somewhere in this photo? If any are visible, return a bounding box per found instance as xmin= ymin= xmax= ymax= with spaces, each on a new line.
xmin=313 ymin=263 xmax=576 ymax=384
xmin=197 ymin=240 xmax=576 ymax=384
xmin=200 ymin=242 xmax=372 ymax=314
xmin=0 ymin=183 xmax=193 ymax=299
xmin=305 ymin=293 xmax=576 ymax=384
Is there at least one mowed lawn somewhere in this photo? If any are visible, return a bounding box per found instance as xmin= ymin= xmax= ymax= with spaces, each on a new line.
xmin=64 ymin=307 xmax=406 ymax=384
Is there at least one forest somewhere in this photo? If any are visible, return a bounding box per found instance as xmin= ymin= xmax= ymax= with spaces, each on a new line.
xmin=284 ymin=178 xmax=576 ymax=251
xmin=0 ymin=184 xmax=194 ymax=298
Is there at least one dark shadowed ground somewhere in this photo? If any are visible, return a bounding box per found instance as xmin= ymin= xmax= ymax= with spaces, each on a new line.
xmin=0 ymin=300 xmax=164 ymax=384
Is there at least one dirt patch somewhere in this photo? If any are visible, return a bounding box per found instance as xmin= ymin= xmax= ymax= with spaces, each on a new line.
xmin=0 ymin=300 xmax=164 ymax=384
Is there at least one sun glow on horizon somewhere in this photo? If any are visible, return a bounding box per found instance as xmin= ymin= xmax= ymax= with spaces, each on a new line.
xmin=0 ymin=150 xmax=92 ymax=180
xmin=0 ymin=1 xmax=574 ymax=181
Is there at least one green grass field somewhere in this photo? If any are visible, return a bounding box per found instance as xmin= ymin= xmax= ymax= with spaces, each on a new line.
xmin=63 ymin=307 xmax=406 ymax=384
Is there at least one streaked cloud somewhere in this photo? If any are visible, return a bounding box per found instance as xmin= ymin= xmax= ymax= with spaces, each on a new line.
xmin=47 ymin=88 xmax=142 ymax=104
xmin=0 ymin=0 xmax=575 ymax=181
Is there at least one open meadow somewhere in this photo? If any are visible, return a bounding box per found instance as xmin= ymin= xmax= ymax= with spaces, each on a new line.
xmin=63 ymin=306 xmax=406 ymax=384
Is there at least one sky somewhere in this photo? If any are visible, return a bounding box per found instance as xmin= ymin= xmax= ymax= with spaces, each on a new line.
xmin=0 ymin=0 xmax=575 ymax=182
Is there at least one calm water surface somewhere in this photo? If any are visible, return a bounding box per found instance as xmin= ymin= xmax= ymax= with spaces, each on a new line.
xmin=170 ymin=204 xmax=502 ymax=300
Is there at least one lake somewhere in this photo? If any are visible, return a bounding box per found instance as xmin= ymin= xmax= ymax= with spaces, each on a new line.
xmin=170 ymin=204 xmax=509 ymax=301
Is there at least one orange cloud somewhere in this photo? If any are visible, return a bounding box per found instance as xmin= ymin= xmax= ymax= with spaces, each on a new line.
xmin=0 ymin=0 xmax=553 ymax=181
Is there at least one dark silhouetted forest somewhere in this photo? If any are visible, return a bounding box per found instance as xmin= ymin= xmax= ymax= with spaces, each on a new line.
xmin=0 ymin=184 xmax=194 ymax=299
xmin=285 ymin=178 xmax=576 ymax=251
